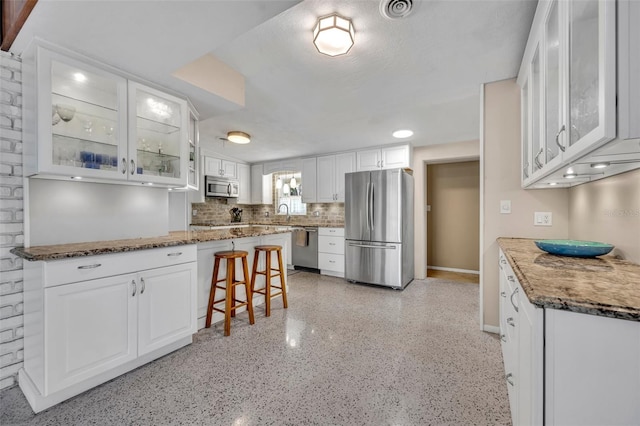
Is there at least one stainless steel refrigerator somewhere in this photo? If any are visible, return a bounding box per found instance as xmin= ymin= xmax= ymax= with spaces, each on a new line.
xmin=345 ymin=168 xmax=414 ymax=289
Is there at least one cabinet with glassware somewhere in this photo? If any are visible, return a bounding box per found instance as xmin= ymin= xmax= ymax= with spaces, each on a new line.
xmin=517 ymin=0 xmax=640 ymax=188
xmin=23 ymin=43 xmax=189 ymax=186
xmin=186 ymin=102 xmax=199 ymax=190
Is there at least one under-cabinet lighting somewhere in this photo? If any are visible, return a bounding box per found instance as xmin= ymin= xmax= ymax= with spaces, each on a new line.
xmin=70 ymin=176 xmax=82 ymax=180
xmin=143 ymin=182 xmax=153 ymax=186
xmin=591 ymin=162 xmax=610 ymax=169
xmin=548 ymin=182 xmax=558 ymax=186
xmin=563 ymin=173 xmax=577 ymax=179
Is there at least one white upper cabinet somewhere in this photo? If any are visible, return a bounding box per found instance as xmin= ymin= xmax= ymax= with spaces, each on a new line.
xmin=300 ymin=157 xmax=317 ymax=204
xmin=519 ymin=0 xmax=617 ymax=187
xmin=356 ymin=145 xmax=410 ymax=171
xmin=24 ymin=44 xmax=191 ymax=187
xmin=317 ymin=152 xmax=355 ymax=202
xmin=250 ymin=164 xmax=272 ymax=205
xmin=186 ymin=103 xmax=199 ymax=191
xmin=204 ymin=156 xmax=236 ymax=178
xmin=127 ymin=81 xmax=188 ymax=186
xmin=237 ymin=163 xmax=251 ymax=204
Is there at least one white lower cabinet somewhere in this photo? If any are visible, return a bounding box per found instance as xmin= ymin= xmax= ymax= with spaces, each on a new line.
xmin=318 ymin=227 xmax=345 ymax=277
xmin=20 ymin=246 xmax=197 ymax=413
xmin=499 ymin=249 xmax=640 ymax=425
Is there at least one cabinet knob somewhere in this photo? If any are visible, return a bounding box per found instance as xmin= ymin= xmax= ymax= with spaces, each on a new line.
xmin=500 ymin=334 xmax=507 ymax=342
xmin=500 ymin=291 xmax=506 ymax=298
xmin=505 ymin=373 xmax=515 ymax=386
xmin=507 ymin=317 xmax=515 ymax=327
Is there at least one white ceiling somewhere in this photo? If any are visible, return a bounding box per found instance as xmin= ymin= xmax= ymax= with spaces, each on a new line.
xmin=13 ymin=0 xmax=537 ymax=164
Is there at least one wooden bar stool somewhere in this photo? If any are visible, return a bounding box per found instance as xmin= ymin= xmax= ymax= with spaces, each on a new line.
xmin=250 ymin=245 xmax=288 ymax=317
xmin=205 ymin=250 xmax=255 ymax=336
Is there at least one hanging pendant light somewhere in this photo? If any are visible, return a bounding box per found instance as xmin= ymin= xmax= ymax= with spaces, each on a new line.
xmin=276 ymin=176 xmax=283 ymax=189
xmin=290 ymin=175 xmax=298 ymax=189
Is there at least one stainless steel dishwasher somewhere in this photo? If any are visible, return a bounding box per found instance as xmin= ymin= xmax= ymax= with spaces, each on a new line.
xmin=291 ymin=227 xmax=318 ymax=270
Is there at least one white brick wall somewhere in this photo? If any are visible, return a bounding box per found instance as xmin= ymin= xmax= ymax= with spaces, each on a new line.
xmin=0 ymin=51 xmax=24 ymax=391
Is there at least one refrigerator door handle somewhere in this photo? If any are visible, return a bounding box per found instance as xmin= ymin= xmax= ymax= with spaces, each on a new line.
xmin=347 ymin=243 xmax=396 ymax=250
xmin=368 ymin=182 xmax=375 ymax=231
xmin=366 ymin=182 xmax=371 ymax=231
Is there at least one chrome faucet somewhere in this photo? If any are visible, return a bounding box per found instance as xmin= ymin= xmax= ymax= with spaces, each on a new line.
xmin=278 ymin=203 xmax=290 ymax=222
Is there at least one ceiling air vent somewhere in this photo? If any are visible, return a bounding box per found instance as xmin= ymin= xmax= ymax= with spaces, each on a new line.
xmin=380 ymin=0 xmax=415 ymax=19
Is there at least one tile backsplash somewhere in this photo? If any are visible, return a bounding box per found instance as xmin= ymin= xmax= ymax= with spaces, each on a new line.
xmin=192 ymin=198 xmax=344 ymax=226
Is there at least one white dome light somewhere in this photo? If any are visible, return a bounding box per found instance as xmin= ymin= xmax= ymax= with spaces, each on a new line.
xmin=392 ymin=129 xmax=413 ymax=139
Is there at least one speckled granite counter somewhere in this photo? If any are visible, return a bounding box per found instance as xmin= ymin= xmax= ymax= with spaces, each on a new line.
xmin=497 ymin=238 xmax=640 ymax=321
xmin=11 ymin=226 xmax=293 ymax=262
xmin=190 ymin=221 xmax=345 ymax=228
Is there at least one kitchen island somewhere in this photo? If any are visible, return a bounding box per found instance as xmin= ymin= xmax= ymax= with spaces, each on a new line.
xmin=497 ymin=237 xmax=640 ymax=425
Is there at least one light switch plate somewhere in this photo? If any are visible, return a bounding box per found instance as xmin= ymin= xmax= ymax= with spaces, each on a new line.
xmin=192 ymin=209 xmax=197 ymax=216
xmin=534 ymin=212 xmax=552 ymax=226
xmin=500 ymin=200 xmax=511 ymax=214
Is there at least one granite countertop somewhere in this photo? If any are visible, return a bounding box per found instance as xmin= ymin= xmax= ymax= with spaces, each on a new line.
xmin=191 ymin=221 xmax=345 ymax=228
xmin=11 ymin=226 xmax=294 ymax=262
xmin=497 ymin=238 xmax=640 ymax=321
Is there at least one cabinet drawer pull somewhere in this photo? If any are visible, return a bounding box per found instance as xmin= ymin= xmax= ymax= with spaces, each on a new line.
xmin=507 ymin=275 xmax=514 ymax=282
xmin=500 ymin=334 xmax=507 ymax=342
xmin=167 ymin=252 xmax=183 ymax=257
xmin=510 ymin=287 xmax=519 ymax=312
xmin=555 ymin=124 xmax=566 ymax=152
xmin=506 ymin=373 xmax=515 ymax=386
xmin=77 ymin=263 xmax=102 ymax=270
xmin=329 ymin=243 xmax=336 ymax=246
xmin=121 ymin=157 xmax=127 ymax=174
xmin=500 ymin=291 xmax=506 ymax=298
xmin=500 ymin=258 xmax=506 ymax=264
xmin=329 ymin=260 xmax=335 ymax=263
xmin=131 ymin=280 xmax=137 ymax=297
xmin=507 ymin=317 xmax=515 ymax=327
xmin=130 ymin=159 xmax=136 ymax=175
xmin=140 ymin=277 xmax=146 ymax=294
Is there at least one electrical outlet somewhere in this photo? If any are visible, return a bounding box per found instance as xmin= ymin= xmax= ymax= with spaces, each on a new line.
xmin=192 ymin=209 xmax=197 ymax=216
xmin=500 ymin=200 xmax=511 ymax=214
xmin=313 ymin=211 xmax=320 ymax=217
xmin=534 ymin=212 xmax=552 ymax=226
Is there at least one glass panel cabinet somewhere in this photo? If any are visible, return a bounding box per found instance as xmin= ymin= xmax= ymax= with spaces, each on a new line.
xmin=25 ymin=45 xmax=190 ymax=187
xmin=517 ymin=0 xmax=616 ymax=187
xmin=127 ymin=82 xmax=188 ymax=185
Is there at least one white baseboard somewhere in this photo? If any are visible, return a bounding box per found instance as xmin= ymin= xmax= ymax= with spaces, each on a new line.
xmin=483 ymin=324 xmax=500 ymax=334
xmin=428 ymin=266 xmax=480 ymax=275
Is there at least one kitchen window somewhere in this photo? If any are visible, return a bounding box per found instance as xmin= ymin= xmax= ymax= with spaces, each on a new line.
xmin=275 ymin=172 xmax=306 ymax=215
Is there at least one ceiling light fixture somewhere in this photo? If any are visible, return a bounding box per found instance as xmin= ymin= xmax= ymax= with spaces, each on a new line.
xmin=590 ymin=162 xmax=610 ymax=169
xmin=392 ymin=129 xmax=413 ymax=139
xmin=313 ymin=13 xmax=355 ymax=57
xmin=563 ymin=173 xmax=577 ymax=179
xmin=73 ymin=72 xmax=87 ymax=82
xmin=227 ymin=131 xmax=251 ymax=144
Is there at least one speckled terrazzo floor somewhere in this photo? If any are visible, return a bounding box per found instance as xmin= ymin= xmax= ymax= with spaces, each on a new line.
xmin=0 ymin=273 xmax=510 ymax=426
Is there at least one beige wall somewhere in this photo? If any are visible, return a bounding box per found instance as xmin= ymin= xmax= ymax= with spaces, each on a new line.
xmin=427 ymin=161 xmax=480 ymax=271
xmin=413 ymin=140 xmax=480 ymax=279
xmin=481 ymin=79 xmax=570 ymax=329
xmin=569 ymin=169 xmax=640 ymax=263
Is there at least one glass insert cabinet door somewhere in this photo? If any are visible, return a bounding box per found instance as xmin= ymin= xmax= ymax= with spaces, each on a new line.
xmin=42 ymin=49 xmax=128 ymax=178
xmin=127 ymin=82 xmax=188 ymax=185
xmin=565 ymin=0 xmax=615 ymax=157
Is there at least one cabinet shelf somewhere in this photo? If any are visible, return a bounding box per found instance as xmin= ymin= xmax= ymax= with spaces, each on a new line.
xmin=136 ymin=115 xmax=180 ymax=135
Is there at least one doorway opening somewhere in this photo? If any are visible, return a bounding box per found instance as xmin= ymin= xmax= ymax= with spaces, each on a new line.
xmin=426 ymin=160 xmax=480 ymax=284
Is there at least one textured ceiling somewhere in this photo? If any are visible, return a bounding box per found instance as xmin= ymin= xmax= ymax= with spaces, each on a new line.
xmin=13 ymin=0 xmax=537 ymax=163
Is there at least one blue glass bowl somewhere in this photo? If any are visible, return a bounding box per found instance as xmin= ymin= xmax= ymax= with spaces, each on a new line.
xmin=534 ymin=239 xmax=614 ymax=258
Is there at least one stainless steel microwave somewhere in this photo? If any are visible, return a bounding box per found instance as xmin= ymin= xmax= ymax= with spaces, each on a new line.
xmin=205 ymin=176 xmax=239 ymax=198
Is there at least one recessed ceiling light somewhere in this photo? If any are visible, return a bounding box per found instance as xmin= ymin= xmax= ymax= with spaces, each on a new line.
xmin=392 ymin=129 xmax=413 ymax=139
xmin=590 ymin=162 xmax=610 ymax=169
xmin=548 ymin=182 xmax=558 ymax=186
xmin=73 ymin=72 xmax=86 ymax=82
